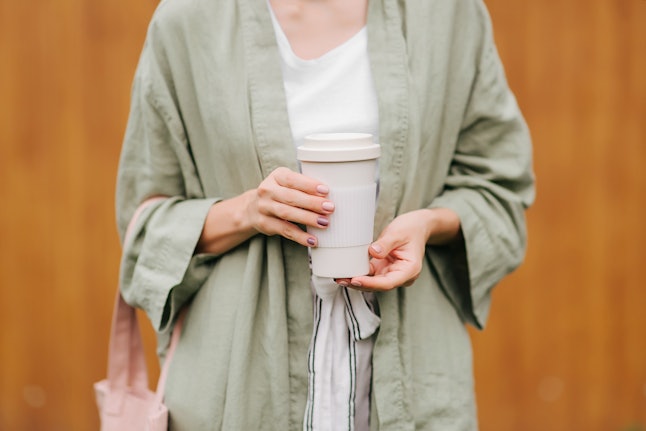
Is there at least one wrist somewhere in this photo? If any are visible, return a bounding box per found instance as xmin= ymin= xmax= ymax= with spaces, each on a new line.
xmin=422 ymin=208 xmax=461 ymax=246
xmin=236 ymin=190 xmax=256 ymax=235
xmin=195 ymin=191 xmax=258 ymax=255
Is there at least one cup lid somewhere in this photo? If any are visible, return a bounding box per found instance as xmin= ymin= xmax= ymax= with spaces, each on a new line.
xmin=297 ymin=133 xmax=380 ymax=162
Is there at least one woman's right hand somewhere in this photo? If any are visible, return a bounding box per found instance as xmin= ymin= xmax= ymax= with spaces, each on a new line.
xmin=196 ymin=167 xmax=335 ymax=255
xmin=244 ymin=167 xmax=335 ymax=247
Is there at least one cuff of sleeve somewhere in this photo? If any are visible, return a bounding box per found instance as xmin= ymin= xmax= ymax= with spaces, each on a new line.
xmin=427 ymin=190 xmax=497 ymax=329
xmin=121 ymin=197 xmax=220 ymax=332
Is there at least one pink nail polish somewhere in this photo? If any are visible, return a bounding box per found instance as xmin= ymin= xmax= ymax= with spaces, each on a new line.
xmin=307 ymin=237 xmax=316 ymax=246
xmin=321 ymin=201 xmax=335 ymax=212
xmin=316 ymin=185 xmax=329 ymax=195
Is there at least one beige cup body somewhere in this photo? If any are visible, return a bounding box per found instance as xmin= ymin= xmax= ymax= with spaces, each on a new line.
xmin=297 ymin=134 xmax=379 ymax=278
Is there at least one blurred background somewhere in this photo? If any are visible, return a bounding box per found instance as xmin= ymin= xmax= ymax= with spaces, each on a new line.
xmin=1 ymin=0 xmax=644 ymax=429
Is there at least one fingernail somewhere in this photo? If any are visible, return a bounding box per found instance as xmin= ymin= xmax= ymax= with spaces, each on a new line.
xmin=316 ymin=185 xmax=329 ymax=195
xmin=321 ymin=201 xmax=335 ymax=212
xmin=337 ymin=280 xmax=349 ymax=287
xmin=351 ymin=280 xmax=362 ymax=287
xmin=317 ymin=217 xmax=329 ymax=227
xmin=370 ymin=244 xmax=383 ymax=254
xmin=307 ymin=237 xmax=316 ymax=246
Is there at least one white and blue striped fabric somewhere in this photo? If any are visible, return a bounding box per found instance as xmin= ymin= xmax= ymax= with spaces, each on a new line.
xmin=304 ymin=276 xmax=381 ymax=431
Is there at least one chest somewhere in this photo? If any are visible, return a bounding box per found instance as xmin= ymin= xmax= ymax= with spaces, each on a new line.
xmin=267 ymin=0 xmax=368 ymax=59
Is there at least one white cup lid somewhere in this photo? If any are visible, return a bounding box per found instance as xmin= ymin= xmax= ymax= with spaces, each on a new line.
xmin=297 ymin=133 xmax=380 ymax=162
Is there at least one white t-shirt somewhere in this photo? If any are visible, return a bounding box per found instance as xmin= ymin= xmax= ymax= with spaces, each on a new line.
xmin=271 ymin=16 xmax=379 ymax=148
xmin=269 ymin=7 xmax=381 ymax=431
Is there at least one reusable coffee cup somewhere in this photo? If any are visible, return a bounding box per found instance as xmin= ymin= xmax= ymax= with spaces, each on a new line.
xmin=296 ymin=133 xmax=380 ymax=278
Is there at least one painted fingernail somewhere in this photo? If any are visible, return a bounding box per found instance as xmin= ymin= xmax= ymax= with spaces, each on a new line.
xmin=316 ymin=185 xmax=330 ymax=195
xmin=317 ymin=216 xmax=329 ymax=227
xmin=307 ymin=237 xmax=316 ymax=246
xmin=321 ymin=201 xmax=335 ymax=212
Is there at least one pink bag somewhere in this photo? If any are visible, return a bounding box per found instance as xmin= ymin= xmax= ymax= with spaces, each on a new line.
xmin=94 ymin=196 xmax=181 ymax=430
xmin=94 ymin=291 xmax=184 ymax=431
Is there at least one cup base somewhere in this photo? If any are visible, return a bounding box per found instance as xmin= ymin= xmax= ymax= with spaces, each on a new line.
xmin=310 ymin=245 xmax=370 ymax=278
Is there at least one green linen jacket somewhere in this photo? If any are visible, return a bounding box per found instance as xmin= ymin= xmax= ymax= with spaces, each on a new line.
xmin=115 ymin=0 xmax=535 ymax=429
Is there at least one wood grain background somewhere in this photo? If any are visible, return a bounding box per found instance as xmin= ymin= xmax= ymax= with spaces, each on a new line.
xmin=1 ymin=0 xmax=644 ymax=429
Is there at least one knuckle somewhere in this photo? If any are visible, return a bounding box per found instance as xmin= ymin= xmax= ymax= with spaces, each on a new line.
xmin=273 ymin=204 xmax=291 ymax=220
xmin=274 ymin=166 xmax=290 ymax=176
xmin=253 ymin=217 xmax=271 ymax=235
xmin=256 ymin=183 xmax=271 ymax=198
xmin=283 ymin=195 xmax=298 ymax=208
xmin=273 ymin=167 xmax=292 ymax=183
xmin=254 ymin=200 xmax=271 ymax=218
xmin=281 ymin=225 xmax=296 ymax=241
xmin=282 ymin=170 xmax=299 ymax=188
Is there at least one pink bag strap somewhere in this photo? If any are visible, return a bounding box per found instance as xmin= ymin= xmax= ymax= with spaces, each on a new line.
xmin=154 ymin=308 xmax=187 ymax=403
xmin=106 ymin=289 xmax=187 ymax=393
xmin=106 ymin=290 xmax=150 ymax=389
xmin=123 ymin=196 xmax=168 ymax=244
xmin=106 ymin=195 xmax=178 ymax=391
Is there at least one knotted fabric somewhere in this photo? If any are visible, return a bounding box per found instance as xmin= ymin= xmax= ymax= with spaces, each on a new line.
xmin=303 ymin=276 xmax=381 ymax=431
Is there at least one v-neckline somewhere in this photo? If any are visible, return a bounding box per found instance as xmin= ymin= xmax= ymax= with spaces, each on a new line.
xmin=267 ymin=1 xmax=367 ymax=63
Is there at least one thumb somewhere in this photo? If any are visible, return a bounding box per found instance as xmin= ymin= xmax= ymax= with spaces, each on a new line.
xmin=368 ymin=232 xmax=402 ymax=258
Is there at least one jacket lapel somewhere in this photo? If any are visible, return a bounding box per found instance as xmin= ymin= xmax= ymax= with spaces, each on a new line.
xmin=238 ymin=0 xmax=300 ymax=177
xmin=367 ymin=1 xmax=414 ymax=430
xmin=367 ymin=0 xmax=409 ymax=233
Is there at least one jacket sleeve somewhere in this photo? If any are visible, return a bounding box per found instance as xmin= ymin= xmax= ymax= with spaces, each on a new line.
xmin=426 ymin=0 xmax=535 ymax=329
xmin=115 ymin=17 xmax=219 ymax=333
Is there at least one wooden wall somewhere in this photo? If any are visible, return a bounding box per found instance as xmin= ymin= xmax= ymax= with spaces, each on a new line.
xmin=0 ymin=1 xmax=159 ymax=429
xmin=473 ymin=0 xmax=646 ymax=429
xmin=0 ymin=0 xmax=644 ymax=430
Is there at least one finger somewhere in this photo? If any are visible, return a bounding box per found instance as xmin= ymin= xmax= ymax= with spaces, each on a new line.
xmin=275 ymin=187 xmax=335 ymax=216
xmin=273 ymin=167 xmax=330 ymax=197
xmin=348 ymin=273 xmax=406 ymax=291
xmin=259 ymin=174 xmax=334 ymax=216
xmin=348 ymin=260 xmax=418 ymax=291
xmin=260 ymin=216 xmax=318 ymax=248
xmin=334 ymin=259 xmax=378 ymax=287
xmin=368 ymin=233 xmax=405 ymax=259
xmin=264 ymin=200 xmax=331 ymax=229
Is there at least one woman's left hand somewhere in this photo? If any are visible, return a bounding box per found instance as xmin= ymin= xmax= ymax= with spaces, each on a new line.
xmin=336 ymin=208 xmax=461 ymax=292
